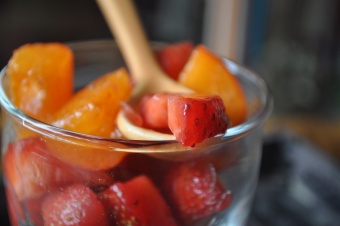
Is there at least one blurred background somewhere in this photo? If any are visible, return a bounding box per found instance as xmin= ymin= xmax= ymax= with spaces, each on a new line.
xmin=0 ymin=0 xmax=339 ymax=225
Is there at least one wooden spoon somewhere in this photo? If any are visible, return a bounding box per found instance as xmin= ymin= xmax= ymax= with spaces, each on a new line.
xmin=96 ymin=0 xmax=193 ymax=140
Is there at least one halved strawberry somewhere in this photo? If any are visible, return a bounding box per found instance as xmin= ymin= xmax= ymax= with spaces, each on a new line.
xmin=162 ymin=160 xmax=232 ymax=224
xmin=3 ymin=137 xmax=115 ymax=200
xmin=42 ymin=183 xmax=108 ymax=226
xmin=98 ymin=175 xmax=178 ymax=226
xmin=155 ymin=41 xmax=194 ymax=80
xmin=168 ymin=94 xmax=229 ymax=147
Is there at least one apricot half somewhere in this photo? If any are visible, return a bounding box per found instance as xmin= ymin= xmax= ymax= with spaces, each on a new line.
xmin=7 ymin=43 xmax=74 ymax=122
xmin=179 ymin=45 xmax=247 ymax=126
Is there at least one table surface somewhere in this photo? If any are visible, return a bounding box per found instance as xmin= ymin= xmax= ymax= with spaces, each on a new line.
xmin=264 ymin=115 xmax=340 ymax=161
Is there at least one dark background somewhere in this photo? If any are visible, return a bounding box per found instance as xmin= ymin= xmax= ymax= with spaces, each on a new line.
xmin=0 ymin=0 xmax=339 ymax=116
xmin=0 ymin=0 xmax=204 ymax=69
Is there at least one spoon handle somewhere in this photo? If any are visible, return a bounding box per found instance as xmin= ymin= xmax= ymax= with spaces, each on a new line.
xmin=96 ymin=0 xmax=161 ymax=83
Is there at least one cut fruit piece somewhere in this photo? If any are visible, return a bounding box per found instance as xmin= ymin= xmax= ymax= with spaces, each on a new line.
xmin=99 ymin=175 xmax=178 ymax=226
xmin=22 ymin=195 xmax=45 ymax=226
xmin=7 ymin=43 xmax=73 ymax=122
xmin=118 ymin=153 xmax=174 ymax=184
xmin=179 ymin=45 xmax=247 ymax=126
xmin=139 ymin=93 xmax=171 ymax=130
xmin=5 ymin=187 xmax=24 ymax=226
xmin=45 ymin=68 xmax=132 ymax=170
xmin=44 ymin=135 xmax=128 ymax=171
xmin=162 ymin=160 xmax=232 ymax=224
xmin=168 ymin=94 xmax=229 ymax=147
xmin=3 ymin=137 xmax=116 ymax=199
xmin=155 ymin=41 xmax=194 ymax=80
xmin=42 ymin=184 xmax=109 ymax=226
xmin=3 ymin=137 xmax=76 ymax=200
xmin=50 ymin=68 xmax=132 ymax=138
xmin=120 ymin=102 xmax=143 ymax=127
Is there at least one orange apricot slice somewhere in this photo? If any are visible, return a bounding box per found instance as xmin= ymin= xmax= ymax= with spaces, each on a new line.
xmin=178 ymin=45 xmax=247 ymax=126
xmin=7 ymin=43 xmax=74 ymax=122
xmin=50 ymin=68 xmax=132 ymax=137
xmin=45 ymin=68 xmax=132 ymax=170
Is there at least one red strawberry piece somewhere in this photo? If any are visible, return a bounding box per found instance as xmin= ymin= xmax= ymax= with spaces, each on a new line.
xmin=42 ymin=183 xmax=108 ymax=226
xmin=98 ymin=175 xmax=178 ymax=226
xmin=3 ymin=137 xmax=115 ymax=200
xmin=5 ymin=186 xmax=24 ymax=226
xmin=3 ymin=137 xmax=77 ymax=200
xmin=121 ymin=102 xmax=143 ymax=127
xmin=118 ymin=153 xmax=174 ymax=185
xmin=6 ymin=185 xmax=45 ymax=226
xmin=23 ymin=195 xmax=45 ymax=226
xmin=139 ymin=93 xmax=171 ymax=131
xmin=162 ymin=160 xmax=232 ymax=224
xmin=168 ymin=94 xmax=229 ymax=146
xmin=155 ymin=41 xmax=194 ymax=80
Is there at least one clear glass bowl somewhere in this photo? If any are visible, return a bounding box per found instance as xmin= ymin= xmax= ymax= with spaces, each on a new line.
xmin=0 ymin=40 xmax=272 ymax=226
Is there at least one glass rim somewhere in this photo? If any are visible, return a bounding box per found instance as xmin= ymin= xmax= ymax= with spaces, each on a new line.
xmin=0 ymin=40 xmax=273 ymax=147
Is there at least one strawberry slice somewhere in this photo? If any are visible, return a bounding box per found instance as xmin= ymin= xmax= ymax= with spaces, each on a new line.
xmin=168 ymin=94 xmax=229 ymax=146
xmin=3 ymin=137 xmax=115 ymax=200
xmin=42 ymin=183 xmax=108 ymax=226
xmin=98 ymin=175 xmax=178 ymax=226
xmin=162 ymin=160 xmax=232 ymax=224
xmin=155 ymin=41 xmax=194 ymax=80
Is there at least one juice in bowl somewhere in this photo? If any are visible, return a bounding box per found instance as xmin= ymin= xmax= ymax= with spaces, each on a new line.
xmin=0 ymin=39 xmax=272 ymax=226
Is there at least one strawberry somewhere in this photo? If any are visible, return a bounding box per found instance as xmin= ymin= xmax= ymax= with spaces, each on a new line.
xmin=121 ymin=102 xmax=143 ymax=127
xmin=3 ymin=137 xmax=115 ymax=200
xmin=98 ymin=175 xmax=178 ymax=226
xmin=42 ymin=183 xmax=108 ymax=226
xmin=155 ymin=41 xmax=194 ymax=80
xmin=139 ymin=93 xmax=171 ymax=131
xmin=168 ymin=94 xmax=229 ymax=146
xmin=23 ymin=195 xmax=45 ymax=226
xmin=118 ymin=153 xmax=174 ymax=185
xmin=6 ymin=185 xmax=45 ymax=226
xmin=3 ymin=137 xmax=76 ymax=200
xmin=162 ymin=160 xmax=232 ymax=224
xmin=5 ymin=186 xmax=24 ymax=226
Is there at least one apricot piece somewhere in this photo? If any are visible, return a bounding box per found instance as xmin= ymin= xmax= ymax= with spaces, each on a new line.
xmin=50 ymin=68 xmax=132 ymax=138
xmin=45 ymin=68 xmax=132 ymax=170
xmin=7 ymin=43 xmax=74 ymax=122
xmin=178 ymin=45 xmax=247 ymax=126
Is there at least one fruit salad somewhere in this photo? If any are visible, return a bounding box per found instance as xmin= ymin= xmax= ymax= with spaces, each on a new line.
xmin=0 ymin=40 xmax=268 ymax=226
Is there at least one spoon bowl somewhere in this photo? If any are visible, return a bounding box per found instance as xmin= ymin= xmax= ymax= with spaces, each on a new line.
xmin=96 ymin=0 xmax=192 ymax=141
